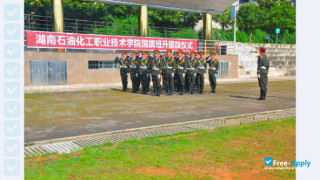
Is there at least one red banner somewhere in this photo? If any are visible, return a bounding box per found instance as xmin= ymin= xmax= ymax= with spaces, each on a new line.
xmin=26 ymin=31 xmax=197 ymax=51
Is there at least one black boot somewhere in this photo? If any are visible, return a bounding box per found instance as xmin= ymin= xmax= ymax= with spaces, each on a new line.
xmin=180 ymin=85 xmax=184 ymax=95
xmin=262 ymin=89 xmax=267 ymax=100
xmin=210 ymin=83 xmax=214 ymax=93
xmin=200 ymin=84 xmax=204 ymax=94
xmin=153 ymin=88 xmax=156 ymax=96
xmin=213 ymin=83 xmax=216 ymax=93
xmin=157 ymin=87 xmax=161 ymax=96
xmin=191 ymin=85 xmax=195 ymax=94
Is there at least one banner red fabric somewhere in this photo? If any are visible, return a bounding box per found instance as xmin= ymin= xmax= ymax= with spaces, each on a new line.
xmin=26 ymin=31 xmax=197 ymax=51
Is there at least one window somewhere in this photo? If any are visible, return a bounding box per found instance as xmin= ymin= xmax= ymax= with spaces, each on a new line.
xmin=88 ymin=61 xmax=119 ymax=69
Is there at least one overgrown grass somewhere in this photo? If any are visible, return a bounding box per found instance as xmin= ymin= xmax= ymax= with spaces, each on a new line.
xmin=25 ymin=117 xmax=296 ymax=179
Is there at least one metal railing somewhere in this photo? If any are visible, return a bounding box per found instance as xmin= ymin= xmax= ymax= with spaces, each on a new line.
xmin=197 ymin=40 xmax=235 ymax=55
xmin=24 ymin=14 xmax=204 ymax=39
xmin=24 ymin=14 xmax=229 ymax=41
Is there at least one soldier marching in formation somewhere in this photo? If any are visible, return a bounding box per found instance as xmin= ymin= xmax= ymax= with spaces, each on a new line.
xmin=207 ymin=51 xmax=219 ymax=93
xmin=115 ymin=51 xmax=131 ymax=91
xmin=257 ymin=47 xmax=269 ymax=100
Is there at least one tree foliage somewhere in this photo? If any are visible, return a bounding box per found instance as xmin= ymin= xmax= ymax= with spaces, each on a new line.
xmin=237 ymin=3 xmax=263 ymax=43
xmin=213 ymin=6 xmax=233 ymax=31
xmin=24 ymin=0 xmax=201 ymax=28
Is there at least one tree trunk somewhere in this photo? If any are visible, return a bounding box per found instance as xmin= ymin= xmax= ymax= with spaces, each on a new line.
xmin=282 ymin=32 xmax=285 ymax=44
xmin=250 ymin=32 xmax=252 ymax=44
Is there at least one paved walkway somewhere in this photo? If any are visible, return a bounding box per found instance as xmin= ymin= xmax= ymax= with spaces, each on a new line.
xmin=25 ymin=76 xmax=295 ymax=93
xmin=25 ymin=108 xmax=295 ymax=157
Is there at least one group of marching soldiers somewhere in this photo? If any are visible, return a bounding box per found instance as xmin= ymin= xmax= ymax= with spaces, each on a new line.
xmin=115 ymin=49 xmax=219 ymax=96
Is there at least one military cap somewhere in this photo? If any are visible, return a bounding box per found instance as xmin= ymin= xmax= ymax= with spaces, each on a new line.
xmin=199 ymin=52 xmax=205 ymax=55
xmin=121 ymin=51 xmax=127 ymax=55
xmin=166 ymin=49 xmax=172 ymax=53
xmin=210 ymin=50 xmax=216 ymax=55
xmin=260 ymin=47 xmax=267 ymax=52
xmin=190 ymin=50 xmax=196 ymax=55
xmin=142 ymin=51 xmax=149 ymax=55
xmin=177 ymin=49 xmax=184 ymax=54
xmin=154 ymin=49 xmax=160 ymax=54
xmin=132 ymin=51 xmax=138 ymax=55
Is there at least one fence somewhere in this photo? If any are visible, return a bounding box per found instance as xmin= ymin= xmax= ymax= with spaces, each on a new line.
xmin=24 ymin=14 xmax=230 ymax=41
xmin=197 ymin=40 xmax=236 ymax=55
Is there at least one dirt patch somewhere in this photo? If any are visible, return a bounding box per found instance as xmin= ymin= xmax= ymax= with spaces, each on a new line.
xmin=137 ymin=166 xmax=176 ymax=178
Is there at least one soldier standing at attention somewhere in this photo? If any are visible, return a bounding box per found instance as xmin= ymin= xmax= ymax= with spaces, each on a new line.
xmin=175 ymin=50 xmax=187 ymax=95
xmin=139 ymin=51 xmax=151 ymax=94
xmin=184 ymin=52 xmax=190 ymax=93
xmin=174 ymin=52 xmax=179 ymax=92
xmin=196 ymin=52 xmax=207 ymax=94
xmin=257 ymin=47 xmax=269 ymax=100
xmin=146 ymin=53 xmax=152 ymax=92
xmin=151 ymin=50 xmax=163 ymax=96
xmin=207 ymin=51 xmax=219 ymax=93
xmin=130 ymin=51 xmax=140 ymax=93
xmin=115 ymin=51 xmax=131 ymax=91
xmin=186 ymin=51 xmax=199 ymax=94
xmin=161 ymin=53 xmax=168 ymax=92
xmin=164 ymin=49 xmax=176 ymax=95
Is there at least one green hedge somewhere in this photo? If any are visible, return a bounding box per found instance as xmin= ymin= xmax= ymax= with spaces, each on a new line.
xmin=214 ymin=28 xmax=296 ymax=44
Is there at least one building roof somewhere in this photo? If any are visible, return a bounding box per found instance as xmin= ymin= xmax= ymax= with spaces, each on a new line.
xmin=85 ymin=0 xmax=237 ymax=14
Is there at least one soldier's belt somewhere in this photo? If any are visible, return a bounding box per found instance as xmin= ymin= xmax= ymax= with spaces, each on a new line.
xmin=141 ymin=66 xmax=147 ymax=69
xmin=178 ymin=67 xmax=184 ymax=69
xmin=261 ymin=66 xmax=267 ymax=69
xmin=209 ymin=67 xmax=216 ymax=70
xmin=187 ymin=68 xmax=195 ymax=70
xmin=131 ymin=65 xmax=137 ymax=68
xmin=163 ymin=67 xmax=167 ymax=69
xmin=199 ymin=67 xmax=205 ymax=69
xmin=167 ymin=67 xmax=173 ymax=69
xmin=153 ymin=67 xmax=159 ymax=70
xmin=122 ymin=65 xmax=128 ymax=68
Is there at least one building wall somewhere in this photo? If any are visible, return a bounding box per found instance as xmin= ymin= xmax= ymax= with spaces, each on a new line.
xmin=24 ymin=51 xmax=238 ymax=86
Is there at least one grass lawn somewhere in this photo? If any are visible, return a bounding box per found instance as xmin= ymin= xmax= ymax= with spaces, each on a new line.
xmin=25 ymin=116 xmax=296 ymax=180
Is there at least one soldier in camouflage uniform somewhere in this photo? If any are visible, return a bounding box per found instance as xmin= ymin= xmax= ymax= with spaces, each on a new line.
xmin=175 ymin=50 xmax=187 ymax=95
xmin=139 ymin=51 xmax=152 ymax=94
xmin=151 ymin=50 xmax=163 ymax=96
xmin=130 ymin=51 xmax=140 ymax=93
xmin=164 ymin=49 xmax=176 ymax=96
xmin=257 ymin=47 xmax=269 ymax=100
xmin=196 ymin=52 xmax=207 ymax=94
xmin=186 ymin=51 xmax=199 ymax=94
xmin=115 ymin=51 xmax=131 ymax=91
xmin=207 ymin=51 xmax=219 ymax=93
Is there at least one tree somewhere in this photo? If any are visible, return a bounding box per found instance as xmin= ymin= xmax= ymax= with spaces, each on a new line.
xmin=268 ymin=1 xmax=296 ymax=43
xmin=237 ymin=3 xmax=262 ymax=43
xmin=213 ymin=6 xmax=233 ymax=31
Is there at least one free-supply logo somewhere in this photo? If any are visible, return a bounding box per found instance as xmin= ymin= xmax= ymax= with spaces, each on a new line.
xmin=264 ymin=157 xmax=273 ymax=166
xmin=264 ymin=157 xmax=311 ymax=170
